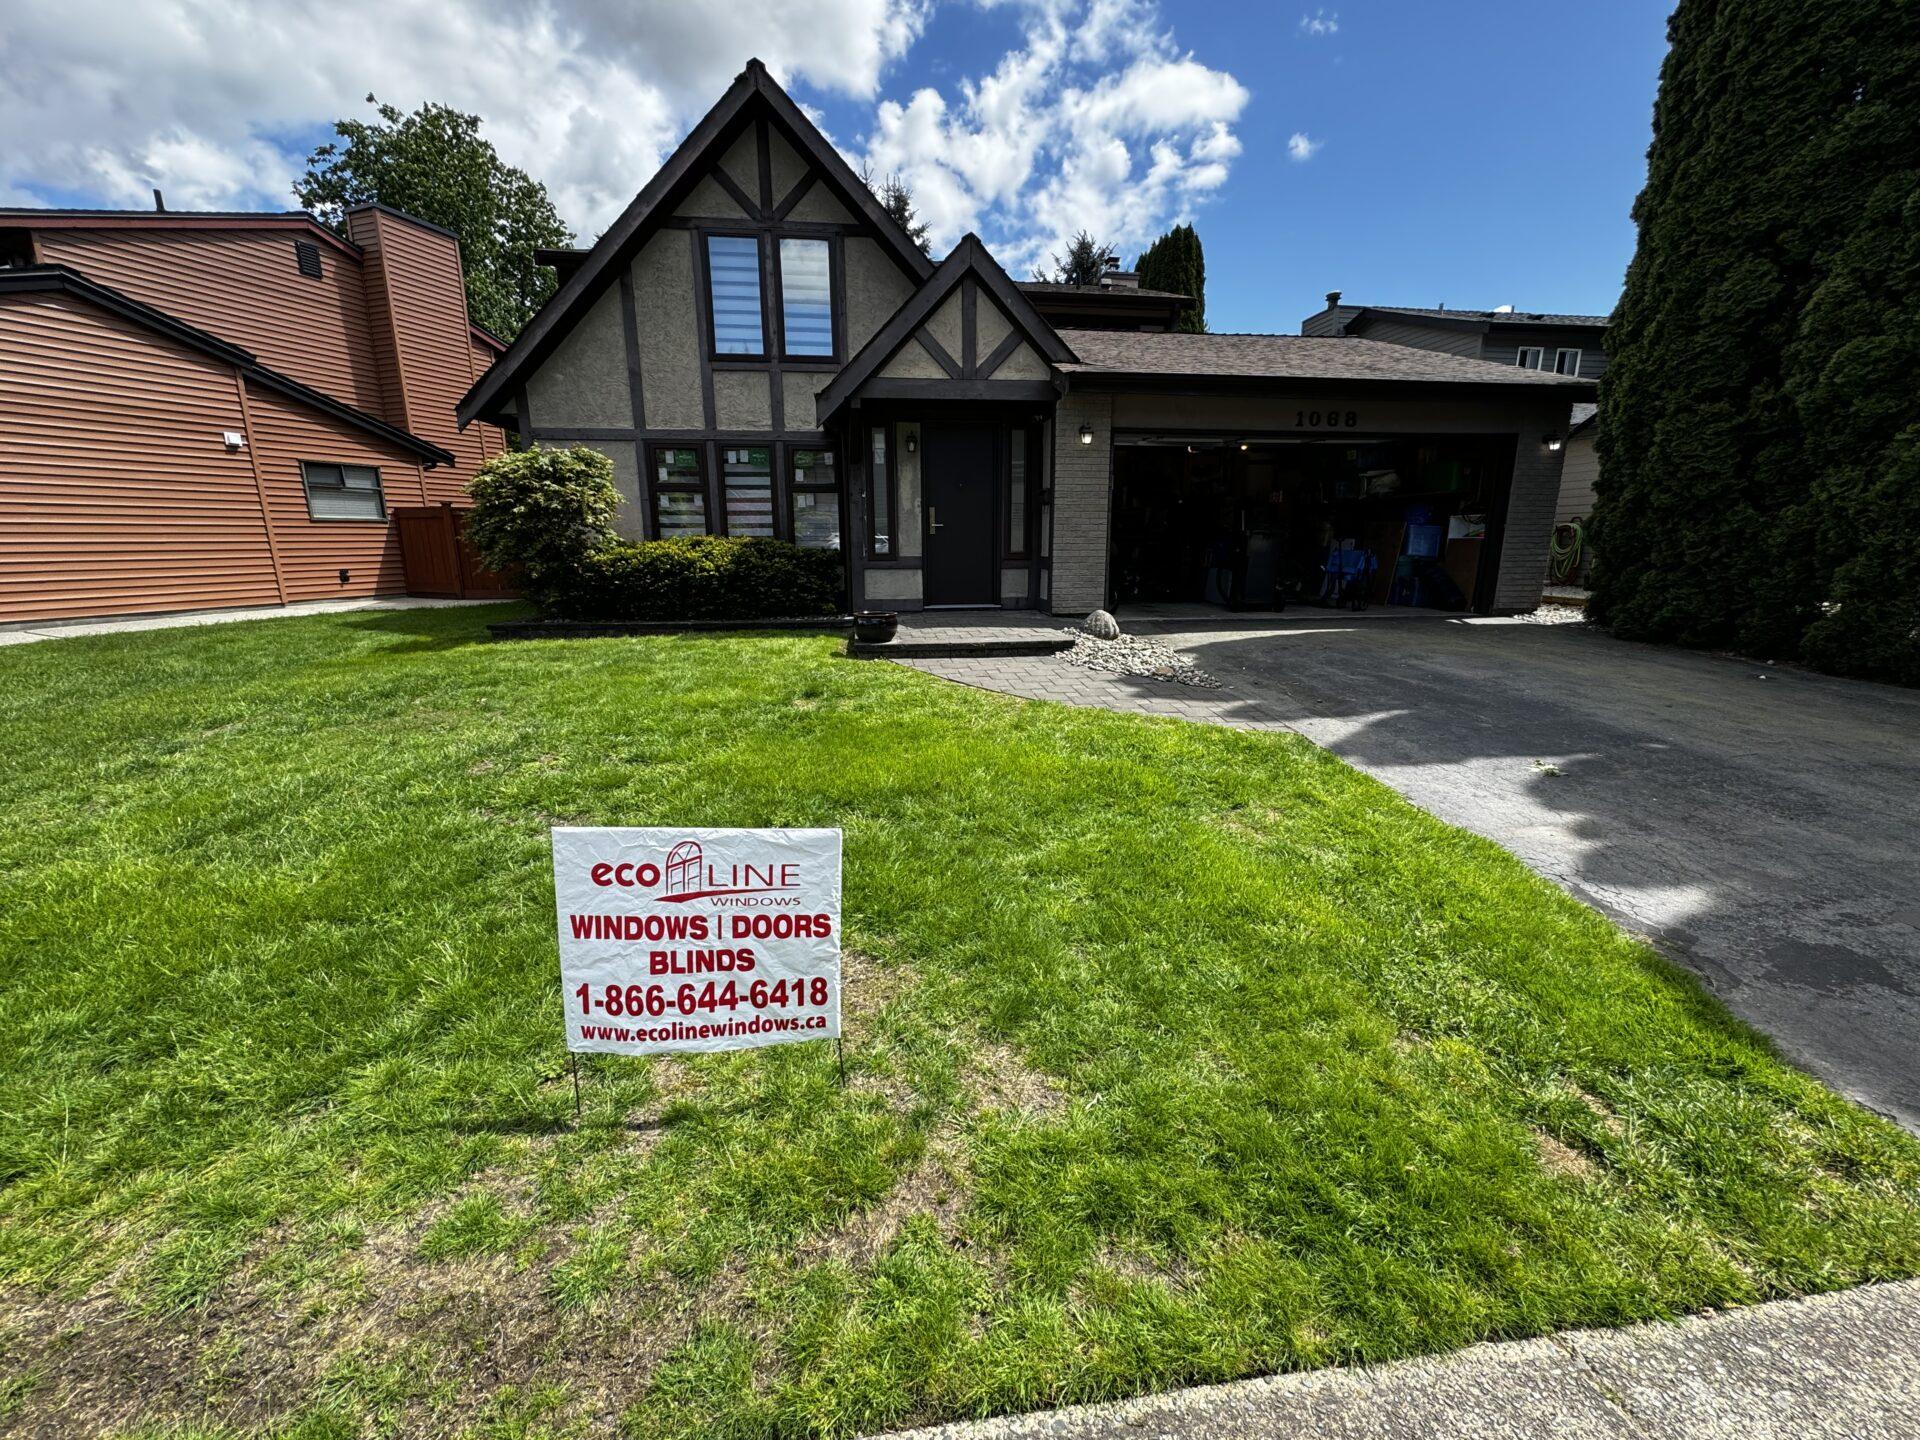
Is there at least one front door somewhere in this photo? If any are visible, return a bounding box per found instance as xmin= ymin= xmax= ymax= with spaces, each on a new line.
xmin=922 ymin=424 xmax=998 ymax=606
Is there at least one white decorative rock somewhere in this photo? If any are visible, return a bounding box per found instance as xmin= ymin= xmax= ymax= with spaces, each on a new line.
xmin=1083 ymin=609 xmax=1121 ymax=640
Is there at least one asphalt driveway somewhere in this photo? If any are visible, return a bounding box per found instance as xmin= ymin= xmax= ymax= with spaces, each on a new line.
xmin=1132 ymin=616 xmax=1920 ymax=1129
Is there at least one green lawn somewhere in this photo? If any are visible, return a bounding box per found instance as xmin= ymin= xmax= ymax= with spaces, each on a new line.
xmin=1 ymin=604 xmax=1916 ymax=1439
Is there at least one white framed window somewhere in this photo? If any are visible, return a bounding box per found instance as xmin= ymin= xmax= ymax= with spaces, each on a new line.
xmin=1554 ymin=348 xmax=1583 ymax=376
xmin=301 ymin=461 xmax=385 ymax=521
xmin=1514 ymin=347 xmax=1544 ymax=370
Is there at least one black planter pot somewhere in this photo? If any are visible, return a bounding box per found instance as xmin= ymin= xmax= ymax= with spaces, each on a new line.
xmin=853 ymin=611 xmax=898 ymax=644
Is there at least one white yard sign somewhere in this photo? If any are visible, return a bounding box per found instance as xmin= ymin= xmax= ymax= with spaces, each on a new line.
xmin=552 ymin=827 xmax=842 ymax=1056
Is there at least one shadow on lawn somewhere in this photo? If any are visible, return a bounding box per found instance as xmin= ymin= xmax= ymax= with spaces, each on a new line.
xmin=339 ymin=602 xmax=529 ymax=654
xmin=1134 ymin=615 xmax=1920 ymax=1129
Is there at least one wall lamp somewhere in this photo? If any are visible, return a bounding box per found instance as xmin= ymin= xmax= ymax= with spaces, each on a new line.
xmin=1078 ymin=424 xmax=1094 ymax=445
xmin=1544 ymin=432 xmax=1564 ymax=453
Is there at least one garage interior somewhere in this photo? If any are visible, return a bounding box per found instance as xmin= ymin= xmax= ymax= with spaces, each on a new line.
xmin=1108 ymin=435 xmax=1516 ymax=612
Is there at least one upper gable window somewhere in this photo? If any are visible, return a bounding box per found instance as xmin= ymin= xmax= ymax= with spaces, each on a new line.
xmin=706 ymin=235 xmax=764 ymax=355
xmin=779 ymin=238 xmax=833 ymax=358
xmin=1554 ymin=348 xmax=1583 ymax=376
xmin=1514 ymin=347 xmax=1544 ymax=370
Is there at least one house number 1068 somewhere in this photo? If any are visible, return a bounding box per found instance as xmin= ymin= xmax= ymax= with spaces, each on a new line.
xmin=1296 ymin=410 xmax=1359 ymax=428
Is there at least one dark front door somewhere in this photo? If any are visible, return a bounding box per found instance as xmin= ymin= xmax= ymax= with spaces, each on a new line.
xmin=922 ymin=424 xmax=997 ymax=606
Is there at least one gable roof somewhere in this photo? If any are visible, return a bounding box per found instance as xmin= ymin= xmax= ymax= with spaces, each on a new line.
xmin=457 ymin=58 xmax=935 ymax=428
xmin=1056 ymin=329 xmax=1599 ymax=397
xmin=814 ymin=233 xmax=1075 ymax=423
xmin=0 ymin=264 xmax=457 ymax=466
xmin=0 ymin=206 xmax=362 ymax=259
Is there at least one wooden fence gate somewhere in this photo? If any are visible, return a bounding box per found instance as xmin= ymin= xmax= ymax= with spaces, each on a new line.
xmin=394 ymin=504 xmax=519 ymax=600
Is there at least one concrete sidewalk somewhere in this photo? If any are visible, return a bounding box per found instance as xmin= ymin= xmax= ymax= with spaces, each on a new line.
xmin=0 ymin=595 xmax=500 ymax=646
xmin=877 ymin=1280 xmax=1920 ymax=1439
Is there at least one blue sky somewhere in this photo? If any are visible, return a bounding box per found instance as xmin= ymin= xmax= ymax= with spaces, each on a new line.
xmin=5 ymin=1 xmax=1671 ymax=336
xmin=796 ymin=1 xmax=1672 ymax=332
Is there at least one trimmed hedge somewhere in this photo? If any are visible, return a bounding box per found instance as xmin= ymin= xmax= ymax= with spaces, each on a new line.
xmin=551 ymin=536 xmax=844 ymax=621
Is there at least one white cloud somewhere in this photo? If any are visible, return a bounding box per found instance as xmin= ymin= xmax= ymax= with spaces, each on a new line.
xmin=1298 ymin=9 xmax=1338 ymax=37
xmin=860 ymin=0 xmax=1248 ymax=273
xmin=0 ymin=0 xmax=1242 ymax=273
xmin=0 ymin=0 xmax=932 ymax=235
xmin=1287 ymin=131 xmax=1322 ymax=161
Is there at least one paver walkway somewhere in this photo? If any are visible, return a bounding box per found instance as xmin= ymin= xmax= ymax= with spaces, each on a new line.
xmin=876 ymin=1279 xmax=1920 ymax=1440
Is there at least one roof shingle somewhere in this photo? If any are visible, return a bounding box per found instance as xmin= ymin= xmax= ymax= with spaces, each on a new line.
xmin=1056 ymin=329 xmax=1597 ymax=388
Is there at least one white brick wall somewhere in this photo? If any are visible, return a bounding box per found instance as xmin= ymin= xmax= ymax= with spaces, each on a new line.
xmin=1050 ymin=390 xmax=1113 ymax=615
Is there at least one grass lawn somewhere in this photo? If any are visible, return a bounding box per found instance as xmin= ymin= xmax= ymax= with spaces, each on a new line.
xmin=1 ymin=604 xmax=1917 ymax=1438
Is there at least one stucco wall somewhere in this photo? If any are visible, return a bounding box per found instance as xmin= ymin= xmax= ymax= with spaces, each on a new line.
xmin=523 ymin=284 xmax=631 ymax=431
xmin=713 ymin=370 xmax=772 ymax=430
xmin=1050 ymin=390 xmax=1114 ymax=614
xmin=632 ymin=233 xmax=704 ymax=430
xmin=846 ymin=237 xmax=915 ymax=354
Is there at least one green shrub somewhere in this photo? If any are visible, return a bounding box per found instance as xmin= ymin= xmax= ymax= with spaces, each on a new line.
xmin=465 ymin=446 xmax=620 ymax=603
xmin=553 ymin=536 xmax=844 ymax=621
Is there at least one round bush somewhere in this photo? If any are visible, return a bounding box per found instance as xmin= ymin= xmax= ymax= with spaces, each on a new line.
xmin=465 ymin=446 xmax=620 ymax=603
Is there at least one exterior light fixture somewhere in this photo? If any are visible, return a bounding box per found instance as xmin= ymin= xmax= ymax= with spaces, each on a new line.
xmin=1238 ymin=442 xmax=1250 ymax=452
xmin=221 ymin=431 xmax=246 ymax=452
xmin=905 ymin=432 xmax=917 ymax=454
xmin=1078 ymin=424 xmax=1094 ymax=445
xmin=1545 ymin=432 xmax=1564 ymax=452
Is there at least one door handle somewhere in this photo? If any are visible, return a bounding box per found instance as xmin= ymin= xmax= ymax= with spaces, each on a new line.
xmin=928 ymin=507 xmax=943 ymax=533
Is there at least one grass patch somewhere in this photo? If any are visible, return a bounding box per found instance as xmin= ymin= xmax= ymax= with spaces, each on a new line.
xmin=0 ymin=603 xmax=1916 ymax=1436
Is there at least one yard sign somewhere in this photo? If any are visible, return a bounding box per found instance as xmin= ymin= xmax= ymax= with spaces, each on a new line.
xmin=551 ymin=827 xmax=842 ymax=1056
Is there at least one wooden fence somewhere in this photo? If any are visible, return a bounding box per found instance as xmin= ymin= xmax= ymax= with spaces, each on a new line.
xmin=393 ymin=504 xmax=519 ymax=600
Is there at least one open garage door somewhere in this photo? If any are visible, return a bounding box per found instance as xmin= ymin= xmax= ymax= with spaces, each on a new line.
xmin=1109 ymin=435 xmax=1515 ymax=613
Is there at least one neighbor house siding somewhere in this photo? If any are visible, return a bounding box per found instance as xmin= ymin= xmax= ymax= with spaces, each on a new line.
xmin=1493 ymin=403 xmax=1573 ymax=611
xmin=1557 ymin=429 xmax=1600 ymax=525
xmin=1482 ymin=331 xmax=1608 ymax=379
xmin=32 ymin=226 xmax=387 ymax=415
xmin=0 ymin=291 xmax=282 ymax=621
xmin=1353 ymin=317 xmax=1483 ymax=358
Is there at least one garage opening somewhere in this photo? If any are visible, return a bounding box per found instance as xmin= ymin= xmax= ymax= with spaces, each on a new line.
xmin=1108 ymin=435 xmax=1515 ymax=612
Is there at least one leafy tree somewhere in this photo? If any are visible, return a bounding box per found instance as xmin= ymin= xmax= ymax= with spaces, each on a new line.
xmin=465 ymin=446 xmax=618 ymax=605
xmin=863 ymin=166 xmax=931 ymax=255
xmin=1036 ymin=231 xmax=1116 ymax=286
xmin=296 ymin=96 xmax=575 ymax=340
xmin=1136 ymin=223 xmax=1207 ymax=332
xmin=1592 ymin=0 xmax=1920 ymax=682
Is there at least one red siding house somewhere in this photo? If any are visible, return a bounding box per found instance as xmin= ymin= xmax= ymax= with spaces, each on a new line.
xmin=0 ymin=205 xmax=509 ymax=624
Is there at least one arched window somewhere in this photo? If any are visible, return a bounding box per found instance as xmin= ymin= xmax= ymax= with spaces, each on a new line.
xmin=666 ymin=841 xmax=702 ymax=896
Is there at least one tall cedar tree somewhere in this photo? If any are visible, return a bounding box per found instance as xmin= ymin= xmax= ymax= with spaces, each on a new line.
xmin=1037 ymin=231 xmax=1116 ymax=286
xmin=1594 ymin=0 xmax=1920 ymax=682
xmin=1135 ymin=224 xmax=1206 ymax=332
xmin=297 ymin=97 xmax=574 ymax=341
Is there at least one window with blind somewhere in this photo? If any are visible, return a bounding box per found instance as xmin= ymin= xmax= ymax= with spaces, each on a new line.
xmin=706 ymin=235 xmax=764 ymax=355
xmin=722 ymin=447 xmax=775 ymax=537
xmin=1006 ymin=428 xmax=1029 ymax=557
xmin=301 ymin=461 xmax=385 ymax=521
xmin=651 ymin=446 xmax=708 ymax=537
xmin=790 ymin=449 xmax=839 ymax=549
xmin=779 ymin=238 xmax=833 ymax=358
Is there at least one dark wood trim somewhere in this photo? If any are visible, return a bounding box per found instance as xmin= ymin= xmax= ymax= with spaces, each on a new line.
xmin=690 ymin=234 xmax=721 ymax=428
xmin=772 ymin=171 xmax=817 ymax=220
xmin=699 ymin=228 xmax=770 ymax=363
xmin=707 ymin=162 xmax=763 ymax=224
xmin=755 ymin=118 xmax=774 ymax=214
xmin=977 ymin=329 xmax=1025 ymax=381
xmin=617 ymin=267 xmax=647 ymax=431
xmin=773 ymin=234 xmax=842 ymax=366
xmin=915 ymin=333 xmax=962 ymax=380
xmin=529 ymin=426 xmax=636 ymax=441
xmin=661 ymin=217 xmax=866 ymax=237
xmin=857 ymin=379 xmax=1058 ymax=404
xmin=960 ymin=278 xmax=978 ymax=377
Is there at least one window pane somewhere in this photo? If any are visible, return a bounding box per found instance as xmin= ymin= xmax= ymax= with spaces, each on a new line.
xmin=655 ymin=447 xmax=702 ymax=486
xmin=305 ymin=462 xmax=344 ymax=488
xmin=723 ymin=446 xmax=775 ymax=537
xmin=303 ymin=461 xmax=382 ymax=520
xmin=707 ymin=236 xmax=763 ymax=354
xmin=792 ymin=449 xmax=836 ymax=489
xmin=896 ymin=423 xmax=921 ymax=558
xmin=792 ymin=490 xmax=841 ymax=549
xmin=1007 ymin=429 xmax=1027 ymax=553
xmin=1554 ymin=349 xmax=1581 ymax=376
xmin=342 ymin=465 xmax=381 ymax=492
xmin=868 ymin=428 xmax=891 ymax=557
xmin=779 ymin=238 xmax=833 ymax=357
xmin=657 ymin=490 xmax=707 ymax=537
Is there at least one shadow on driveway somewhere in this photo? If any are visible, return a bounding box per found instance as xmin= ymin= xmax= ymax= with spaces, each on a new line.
xmin=1135 ymin=616 xmax=1920 ymax=1129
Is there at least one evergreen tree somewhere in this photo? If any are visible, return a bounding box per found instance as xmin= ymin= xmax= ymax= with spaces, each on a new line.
xmin=1036 ymin=231 xmax=1116 ymax=286
xmin=1593 ymin=0 xmax=1919 ymax=682
xmin=861 ymin=167 xmax=931 ymax=255
xmin=297 ymin=96 xmax=574 ymax=340
xmin=1135 ymin=224 xmax=1206 ymax=333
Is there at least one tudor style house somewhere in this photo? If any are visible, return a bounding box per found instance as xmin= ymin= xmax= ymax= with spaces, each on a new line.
xmin=461 ymin=61 xmax=1594 ymax=617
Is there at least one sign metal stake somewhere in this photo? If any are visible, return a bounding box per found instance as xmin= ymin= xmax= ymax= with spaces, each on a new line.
xmin=570 ymin=1052 xmax=582 ymax=1121
xmin=836 ymin=1037 xmax=847 ymax=1088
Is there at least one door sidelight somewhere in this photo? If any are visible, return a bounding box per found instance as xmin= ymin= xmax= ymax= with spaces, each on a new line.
xmin=928 ymin=507 xmax=943 ymax=533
